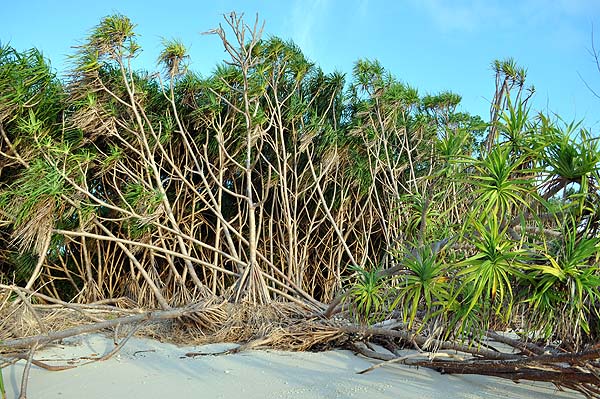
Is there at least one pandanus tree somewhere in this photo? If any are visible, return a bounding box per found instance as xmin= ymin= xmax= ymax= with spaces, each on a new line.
xmin=363 ymin=54 xmax=600 ymax=347
xmin=1 ymin=13 xmax=598 ymax=349
xmin=1 ymin=13 xmax=380 ymax=308
xmin=0 ymin=44 xmax=66 ymax=290
xmin=448 ymin=78 xmax=599 ymax=344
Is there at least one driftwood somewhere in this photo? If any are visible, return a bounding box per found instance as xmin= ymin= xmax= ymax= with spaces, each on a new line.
xmin=2 ymin=295 xmax=599 ymax=399
xmin=338 ymin=325 xmax=520 ymax=360
xmin=340 ymin=324 xmax=600 ymax=398
xmin=485 ymin=330 xmax=547 ymax=356
xmin=405 ymin=355 xmax=600 ymax=399
xmin=406 ymin=357 xmax=600 ymax=384
xmin=0 ymin=300 xmax=227 ymax=398
xmin=351 ymin=342 xmax=466 ymax=374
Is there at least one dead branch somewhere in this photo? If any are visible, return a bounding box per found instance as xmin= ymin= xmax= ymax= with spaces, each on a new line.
xmin=338 ymin=325 xmax=519 ymax=360
xmin=346 ymin=328 xmax=600 ymax=398
xmin=405 ymin=357 xmax=600 ymax=394
xmin=485 ymin=330 xmax=546 ymax=356
xmin=3 ymin=353 xmax=76 ymax=372
xmin=1 ymin=301 xmax=222 ymax=350
xmin=97 ymin=322 xmax=147 ymax=362
xmin=18 ymin=342 xmax=36 ymax=399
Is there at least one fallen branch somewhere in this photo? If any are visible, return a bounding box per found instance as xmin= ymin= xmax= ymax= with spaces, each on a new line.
xmin=351 ymin=342 xmax=424 ymax=374
xmin=405 ymin=357 xmax=600 ymax=392
xmin=97 ymin=322 xmax=147 ymax=362
xmin=1 ymin=301 xmax=220 ymax=350
xmin=338 ymin=325 xmax=519 ymax=360
xmin=18 ymin=342 xmax=36 ymax=399
xmin=0 ymin=284 xmax=140 ymax=324
xmin=4 ymin=353 xmax=76 ymax=372
xmin=485 ymin=330 xmax=546 ymax=356
xmin=345 ymin=328 xmax=600 ymax=399
xmin=350 ymin=341 xmax=395 ymax=361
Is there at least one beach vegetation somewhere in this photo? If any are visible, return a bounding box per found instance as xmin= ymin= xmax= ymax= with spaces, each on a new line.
xmin=0 ymin=13 xmax=598 ymax=355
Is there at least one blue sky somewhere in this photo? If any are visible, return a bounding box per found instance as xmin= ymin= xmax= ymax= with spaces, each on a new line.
xmin=3 ymin=0 xmax=600 ymax=126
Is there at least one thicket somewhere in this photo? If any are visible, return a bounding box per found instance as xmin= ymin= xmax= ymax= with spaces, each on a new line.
xmin=1 ymin=13 xmax=599 ymax=352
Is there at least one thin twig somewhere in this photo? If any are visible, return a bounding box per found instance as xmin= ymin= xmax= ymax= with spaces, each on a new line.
xmin=98 ymin=322 xmax=146 ymax=361
xmin=18 ymin=342 xmax=37 ymax=399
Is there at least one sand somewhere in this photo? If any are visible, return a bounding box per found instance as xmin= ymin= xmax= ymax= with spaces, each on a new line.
xmin=3 ymin=334 xmax=580 ymax=398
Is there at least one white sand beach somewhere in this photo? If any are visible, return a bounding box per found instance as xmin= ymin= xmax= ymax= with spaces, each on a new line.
xmin=3 ymin=334 xmax=580 ymax=399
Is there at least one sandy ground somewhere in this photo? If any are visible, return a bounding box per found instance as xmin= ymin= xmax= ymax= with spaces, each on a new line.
xmin=3 ymin=334 xmax=581 ymax=399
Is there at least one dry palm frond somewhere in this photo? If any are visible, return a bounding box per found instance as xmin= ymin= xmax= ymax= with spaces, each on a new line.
xmin=70 ymin=101 xmax=118 ymax=143
xmin=183 ymin=296 xmax=228 ymax=332
xmin=10 ymin=198 xmax=55 ymax=257
xmin=299 ymin=128 xmax=318 ymax=153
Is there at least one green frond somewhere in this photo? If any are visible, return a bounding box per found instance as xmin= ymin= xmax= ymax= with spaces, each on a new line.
xmin=89 ymin=14 xmax=138 ymax=58
xmin=159 ymin=38 xmax=188 ymax=77
xmin=471 ymin=146 xmax=534 ymax=219
xmin=392 ymin=245 xmax=450 ymax=329
xmin=345 ymin=264 xmax=387 ymax=325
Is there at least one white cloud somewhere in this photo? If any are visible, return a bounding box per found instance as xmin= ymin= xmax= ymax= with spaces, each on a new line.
xmin=412 ymin=0 xmax=597 ymax=40
xmin=288 ymin=0 xmax=331 ymax=57
xmin=416 ymin=0 xmax=502 ymax=32
xmin=536 ymin=0 xmax=597 ymax=17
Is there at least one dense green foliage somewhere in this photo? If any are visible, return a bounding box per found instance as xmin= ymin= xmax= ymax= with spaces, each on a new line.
xmin=0 ymin=14 xmax=598 ymax=349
